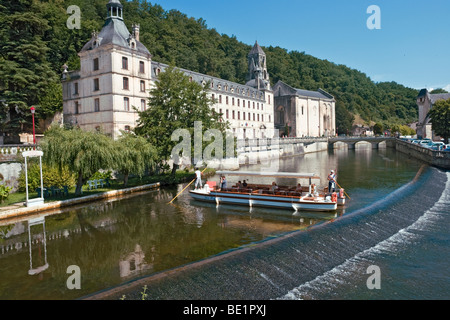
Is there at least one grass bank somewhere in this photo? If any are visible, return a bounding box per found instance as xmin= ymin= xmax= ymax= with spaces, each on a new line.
xmin=0 ymin=168 xmax=216 ymax=209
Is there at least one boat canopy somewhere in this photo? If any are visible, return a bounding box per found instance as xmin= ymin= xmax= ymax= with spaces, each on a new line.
xmin=215 ymin=171 xmax=320 ymax=179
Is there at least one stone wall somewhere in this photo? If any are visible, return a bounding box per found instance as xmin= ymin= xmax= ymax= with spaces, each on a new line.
xmin=395 ymin=139 xmax=450 ymax=170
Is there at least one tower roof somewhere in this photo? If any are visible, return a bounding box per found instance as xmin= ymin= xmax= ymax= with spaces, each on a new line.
xmin=80 ymin=0 xmax=150 ymax=55
xmin=107 ymin=0 xmax=123 ymax=7
xmin=249 ymin=41 xmax=265 ymax=56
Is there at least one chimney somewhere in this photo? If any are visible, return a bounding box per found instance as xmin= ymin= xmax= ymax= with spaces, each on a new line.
xmin=132 ymin=24 xmax=140 ymax=41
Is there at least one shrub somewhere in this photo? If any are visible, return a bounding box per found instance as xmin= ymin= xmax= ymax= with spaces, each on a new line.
xmin=0 ymin=184 xmax=13 ymax=203
xmin=18 ymin=163 xmax=76 ymax=192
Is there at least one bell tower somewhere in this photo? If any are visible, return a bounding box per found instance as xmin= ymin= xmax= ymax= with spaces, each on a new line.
xmin=246 ymin=41 xmax=270 ymax=90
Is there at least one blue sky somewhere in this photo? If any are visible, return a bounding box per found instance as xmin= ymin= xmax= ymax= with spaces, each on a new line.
xmin=151 ymin=0 xmax=450 ymax=91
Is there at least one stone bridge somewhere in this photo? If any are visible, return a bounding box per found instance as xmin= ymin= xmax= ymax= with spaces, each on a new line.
xmin=328 ymin=136 xmax=396 ymax=149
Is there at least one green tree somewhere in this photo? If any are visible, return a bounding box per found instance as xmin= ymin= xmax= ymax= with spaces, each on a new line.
xmin=373 ymin=123 xmax=383 ymax=136
xmin=0 ymin=0 xmax=58 ymax=134
xmin=428 ymin=98 xmax=450 ymax=143
xmin=335 ymin=101 xmax=354 ymax=135
xmin=38 ymin=81 xmax=63 ymax=120
xmin=134 ymin=66 xmax=227 ymax=176
xmin=115 ymin=131 xmax=157 ymax=187
xmin=40 ymin=126 xmax=118 ymax=195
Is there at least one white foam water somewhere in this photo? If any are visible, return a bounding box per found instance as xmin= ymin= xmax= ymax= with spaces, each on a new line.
xmin=279 ymin=171 xmax=450 ymax=300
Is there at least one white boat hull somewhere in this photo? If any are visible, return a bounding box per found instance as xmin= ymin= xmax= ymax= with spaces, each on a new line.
xmin=189 ymin=189 xmax=338 ymax=212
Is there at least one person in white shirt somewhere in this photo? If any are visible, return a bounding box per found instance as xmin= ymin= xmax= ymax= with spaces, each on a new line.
xmin=194 ymin=168 xmax=203 ymax=190
xmin=327 ymin=170 xmax=336 ymax=193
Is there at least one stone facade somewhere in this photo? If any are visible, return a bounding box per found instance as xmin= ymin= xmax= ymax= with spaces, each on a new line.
xmin=273 ymin=81 xmax=335 ymax=137
xmin=416 ymin=89 xmax=450 ymax=140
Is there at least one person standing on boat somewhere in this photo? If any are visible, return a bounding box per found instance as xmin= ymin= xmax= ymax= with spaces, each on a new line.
xmin=328 ymin=170 xmax=336 ymax=193
xmin=194 ymin=168 xmax=203 ymax=190
xmin=220 ymin=176 xmax=227 ymax=190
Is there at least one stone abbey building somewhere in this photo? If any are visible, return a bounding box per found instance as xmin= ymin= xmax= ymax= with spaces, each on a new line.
xmin=62 ymin=0 xmax=335 ymax=140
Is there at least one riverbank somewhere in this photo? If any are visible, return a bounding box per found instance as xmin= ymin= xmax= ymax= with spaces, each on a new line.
xmin=0 ymin=182 xmax=161 ymax=221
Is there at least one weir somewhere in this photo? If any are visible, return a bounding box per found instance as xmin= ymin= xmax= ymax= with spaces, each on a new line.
xmin=86 ymin=166 xmax=447 ymax=300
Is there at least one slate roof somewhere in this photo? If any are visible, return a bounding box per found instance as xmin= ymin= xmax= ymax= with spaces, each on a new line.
xmin=80 ymin=1 xmax=150 ymax=55
xmin=151 ymin=61 xmax=266 ymax=101
xmin=274 ymin=80 xmax=334 ymax=100
xmin=249 ymin=41 xmax=265 ymax=56
xmin=417 ymin=89 xmax=450 ymax=104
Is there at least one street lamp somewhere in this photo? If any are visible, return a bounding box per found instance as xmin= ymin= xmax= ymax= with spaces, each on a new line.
xmin=30 ymin=106 xmax=36 ymax=149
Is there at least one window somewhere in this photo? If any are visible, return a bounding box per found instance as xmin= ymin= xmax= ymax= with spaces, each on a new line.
xmin=261 ymin=104 xmax=264 ymax=111
xmin=125 ymin=125 xmax=131 ymax=132
xmin=268 ymin=95 xmax=271 ymax=104
xmin=232 ymin=98 xmax=235 ymax=106
xmin=74 ymin=101 xmax=80 ymax=114
xmin=93 ymin=58 xmax=99 ymax=71
xmin=232 ymin=110 xmax=235 ymax=119
xmin=122 ymin=57 xmax=128 ymax=70
xmin=219 ymin=95 xmax=222 ymax=104
xmin=248 ymin=112 xmax=251 ymax=120
xmin=261 ymin=115 xmax=264 ymax=122
xmin=141 ymin=99 xmax=146 ymax=111
xmin=253 ymin=113 xmax=255 ymax=121
xmin=257 ymin=103 xmax=259 ymax=110
xmin=74 ymin=83 xmax=78 ymax=95
xmin=139 ymin=61 xmax=145 ymax=73
xmin=257 ymin=114 xmax=260 ymax=122
xmin=226 ymin=110 xmax=229 ymax=119
xmin=140 ymin=80 xmax=145 ymax=92
xmin=93 ymin=78 xmax=99 ymax=91
xmin=237 ymin=99 xmax=240 ymax=107
xmin=226 ymin=96 xmax=229 ymax=105
xmin=243 ymin=112 xmax=246 ymax=120
xmin=94 ymin=98 xmax=100 ymax=112
xmin=123 ymin=77 xmax=129 ymax=90
xmin=212 ymin=94 xmax=215 ymax=102
xmin=238 ymin=111 xmax=240 ymax=120
xmin=124 ymin=97 xmax=130 ymax=111
xmin=253 ymin=102 xmax=255 ymax=109
xmin=248 ymin=101 xmax=250 ymax=108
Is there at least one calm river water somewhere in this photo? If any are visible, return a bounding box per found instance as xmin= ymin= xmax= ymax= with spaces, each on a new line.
xmin=0 ymin=143 xmax=448 ymax=300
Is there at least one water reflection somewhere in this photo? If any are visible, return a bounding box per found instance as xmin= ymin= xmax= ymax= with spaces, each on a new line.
xmin=27 ymin=216 xmax=49 ymax=276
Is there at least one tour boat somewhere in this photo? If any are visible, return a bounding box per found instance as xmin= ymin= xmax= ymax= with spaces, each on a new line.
xmin=189 ymin=171 xmax=346 ymax=212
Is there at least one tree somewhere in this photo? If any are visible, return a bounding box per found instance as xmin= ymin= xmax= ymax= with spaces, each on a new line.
xmin=40 ymin=126 xmax=118 ymax=195
xmin=134 ymin=66 xmax=227 ymax=175
xmin=0 ymin=0 xmax=58 ymax=135
xmin=115 ymin=131 xmax=157 ymax=187
xmin=373 ymin=123 xmax=383 ymax=136
xmin=38 ymin=81 xmax=63 ymax=120
xmin=428 ymin=98 xmax=450 ymax=143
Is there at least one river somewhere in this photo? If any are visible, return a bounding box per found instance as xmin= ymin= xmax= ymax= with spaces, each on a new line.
xmin=0 ymin=143 xmax=448 ymax=300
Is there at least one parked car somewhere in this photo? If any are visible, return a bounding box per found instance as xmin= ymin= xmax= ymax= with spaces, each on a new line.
xmin=418 ymin=140 xmax=432 ymax=148
xmin=430 ymin=142 xmax=445 ymax=150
